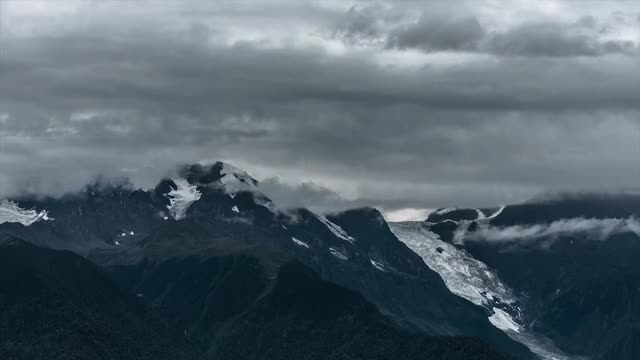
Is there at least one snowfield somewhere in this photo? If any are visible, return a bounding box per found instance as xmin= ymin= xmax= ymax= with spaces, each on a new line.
xmin=0 ymin=200 xmax=50 ymax=226
xmin=166 ymin=179 xmax=202 ymax=220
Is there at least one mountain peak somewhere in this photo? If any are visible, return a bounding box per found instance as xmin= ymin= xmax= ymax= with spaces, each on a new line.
xmin=178 ymin=162 xmax=258 ymax=190
xmin=151 ymin=162 xmax=262 ymax=220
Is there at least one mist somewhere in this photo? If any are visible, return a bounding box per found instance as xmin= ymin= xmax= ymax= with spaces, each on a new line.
xmin=466 ymin=217 xmax=640 ymax=244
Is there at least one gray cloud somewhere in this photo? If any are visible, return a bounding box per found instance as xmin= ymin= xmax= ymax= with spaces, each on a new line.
xmin=386 ymin=15 xmax=485 ymax=51
xmin=342 ymin=6 xmax=637 ymax=57
xmin=1 ymin=0 xmax=640 ymax=217
xmin=257 ymin=178 xmax=367 ymax=213
xmin=334 ymin=5 xmax=386 ymax=44
xmin=484 ymin=20 xmax=636 ymax=57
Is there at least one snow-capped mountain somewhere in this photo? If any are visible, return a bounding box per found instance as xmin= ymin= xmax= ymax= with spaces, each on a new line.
xmin=0 ymin=162 xmax=535 ymax=359
xmin=8 ymin=163 xmax=640 ymax=359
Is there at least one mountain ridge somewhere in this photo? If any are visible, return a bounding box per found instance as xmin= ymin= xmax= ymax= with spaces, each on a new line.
xmin=0 ymin=161 xmax=535 ymax=359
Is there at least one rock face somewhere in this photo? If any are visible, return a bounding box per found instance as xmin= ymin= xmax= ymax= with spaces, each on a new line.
xmin=0 ymin=162 xmax=533 ymax=359
xmin=416 ymin=195 xmax=640 ymax=360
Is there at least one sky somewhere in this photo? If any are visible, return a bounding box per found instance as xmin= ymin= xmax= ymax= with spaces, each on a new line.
xmin=1 ymin=0 xmax=640 ymax=220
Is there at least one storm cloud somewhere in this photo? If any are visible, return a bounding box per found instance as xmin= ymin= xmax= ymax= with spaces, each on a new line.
xmin=1 ymin=0 xmax=640 ymax=219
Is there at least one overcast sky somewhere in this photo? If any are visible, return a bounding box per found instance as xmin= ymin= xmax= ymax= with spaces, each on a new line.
xmin=1 ymin=0 xmax=640 ymax=220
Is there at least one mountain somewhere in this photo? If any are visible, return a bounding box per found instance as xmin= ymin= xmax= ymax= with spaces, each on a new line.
xmin=110 ymin=254 xmax=515 ymax=360
xmin=0 ymin=235 xmax=200 ymax=360
xmin=0 ymin=162 xmax=533 ymax=359
xmin=0 ymin=234 xmax=513 ymax=360
xmin=400 ymin=195 xmax=640 ymax=360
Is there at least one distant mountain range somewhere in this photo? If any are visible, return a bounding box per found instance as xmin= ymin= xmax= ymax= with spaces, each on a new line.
xmin=3 ymin=162 xmax=639 ymax=359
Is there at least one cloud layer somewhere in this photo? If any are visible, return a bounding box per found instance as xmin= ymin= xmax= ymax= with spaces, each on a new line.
xmin=1 ymin=0 xmax=640 ymax=218
xmin=467 ymin=217 xmax=640 ymax=244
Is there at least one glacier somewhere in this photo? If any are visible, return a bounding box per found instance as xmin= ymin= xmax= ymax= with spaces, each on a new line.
xmin=389 ymin=221 xmax=575 ymax=360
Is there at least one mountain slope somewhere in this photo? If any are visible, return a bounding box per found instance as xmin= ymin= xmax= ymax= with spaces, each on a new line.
xmin=216 ymin=260 xmax=512 ymax=360
xmin=0 ymin=236 xmax=200 ymax=360
xmin=109 ymin=255 xmax=515 ymax=360
xmin=419 ymin=196 xmax=640 ymax=360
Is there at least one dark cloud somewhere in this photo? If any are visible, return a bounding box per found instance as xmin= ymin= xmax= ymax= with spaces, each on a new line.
xmin=342 ymin=8 xmax=637 ymax=57
xmin=386 ymin=15 xmax=485 ymax=51
xmin=485 ymin=21 xmax=636 ymax=57
xmin=334 ymin=5 xmax=386 ymax=43
xmin=1 ymin=0 xmax=640 ymax=217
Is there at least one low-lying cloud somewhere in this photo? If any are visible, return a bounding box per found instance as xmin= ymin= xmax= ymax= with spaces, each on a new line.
xmin=467 ymin=217 xmax=640 ymax=244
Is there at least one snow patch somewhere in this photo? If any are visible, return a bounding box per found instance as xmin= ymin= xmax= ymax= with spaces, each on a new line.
xmin=329 ymin=247 xmax=348 ymax=261
xmin=435 ymin=208 xmax=456 ymax=215
xmin=291 ymin=237 xmax=309 ymax=248
xmin=166 ymin=179 xmax=202 ymax=220
xmin=370 ymin=259 xmax=387 ymax=272
xmin=315 ymin=214 xmax=355 ymax=243
xmin=489 ymin=307 xmax=520 ymax=333
xmin=0 ymin=200 xmax=50 ymax=226
xmin=231 ymin=206 xmax=239 ymax=213
xmin=488 ymin=206 xmax=506 ymax=219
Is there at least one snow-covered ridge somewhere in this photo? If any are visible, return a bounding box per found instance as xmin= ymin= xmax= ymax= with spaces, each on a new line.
xmin=434 ymin=208 xmax=456 ymax=215
xmin=166 ymin=179 xmax=202 ymax=220
xmin=488 ymin=206 xmax=506 ymax=219
xmin=0 ymin=200 xmax=50 ymax=226
xmin=291 ymin=237 xmax=309 ymax=248
xmin=426 ymin=206 xmax=505 ymax=224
